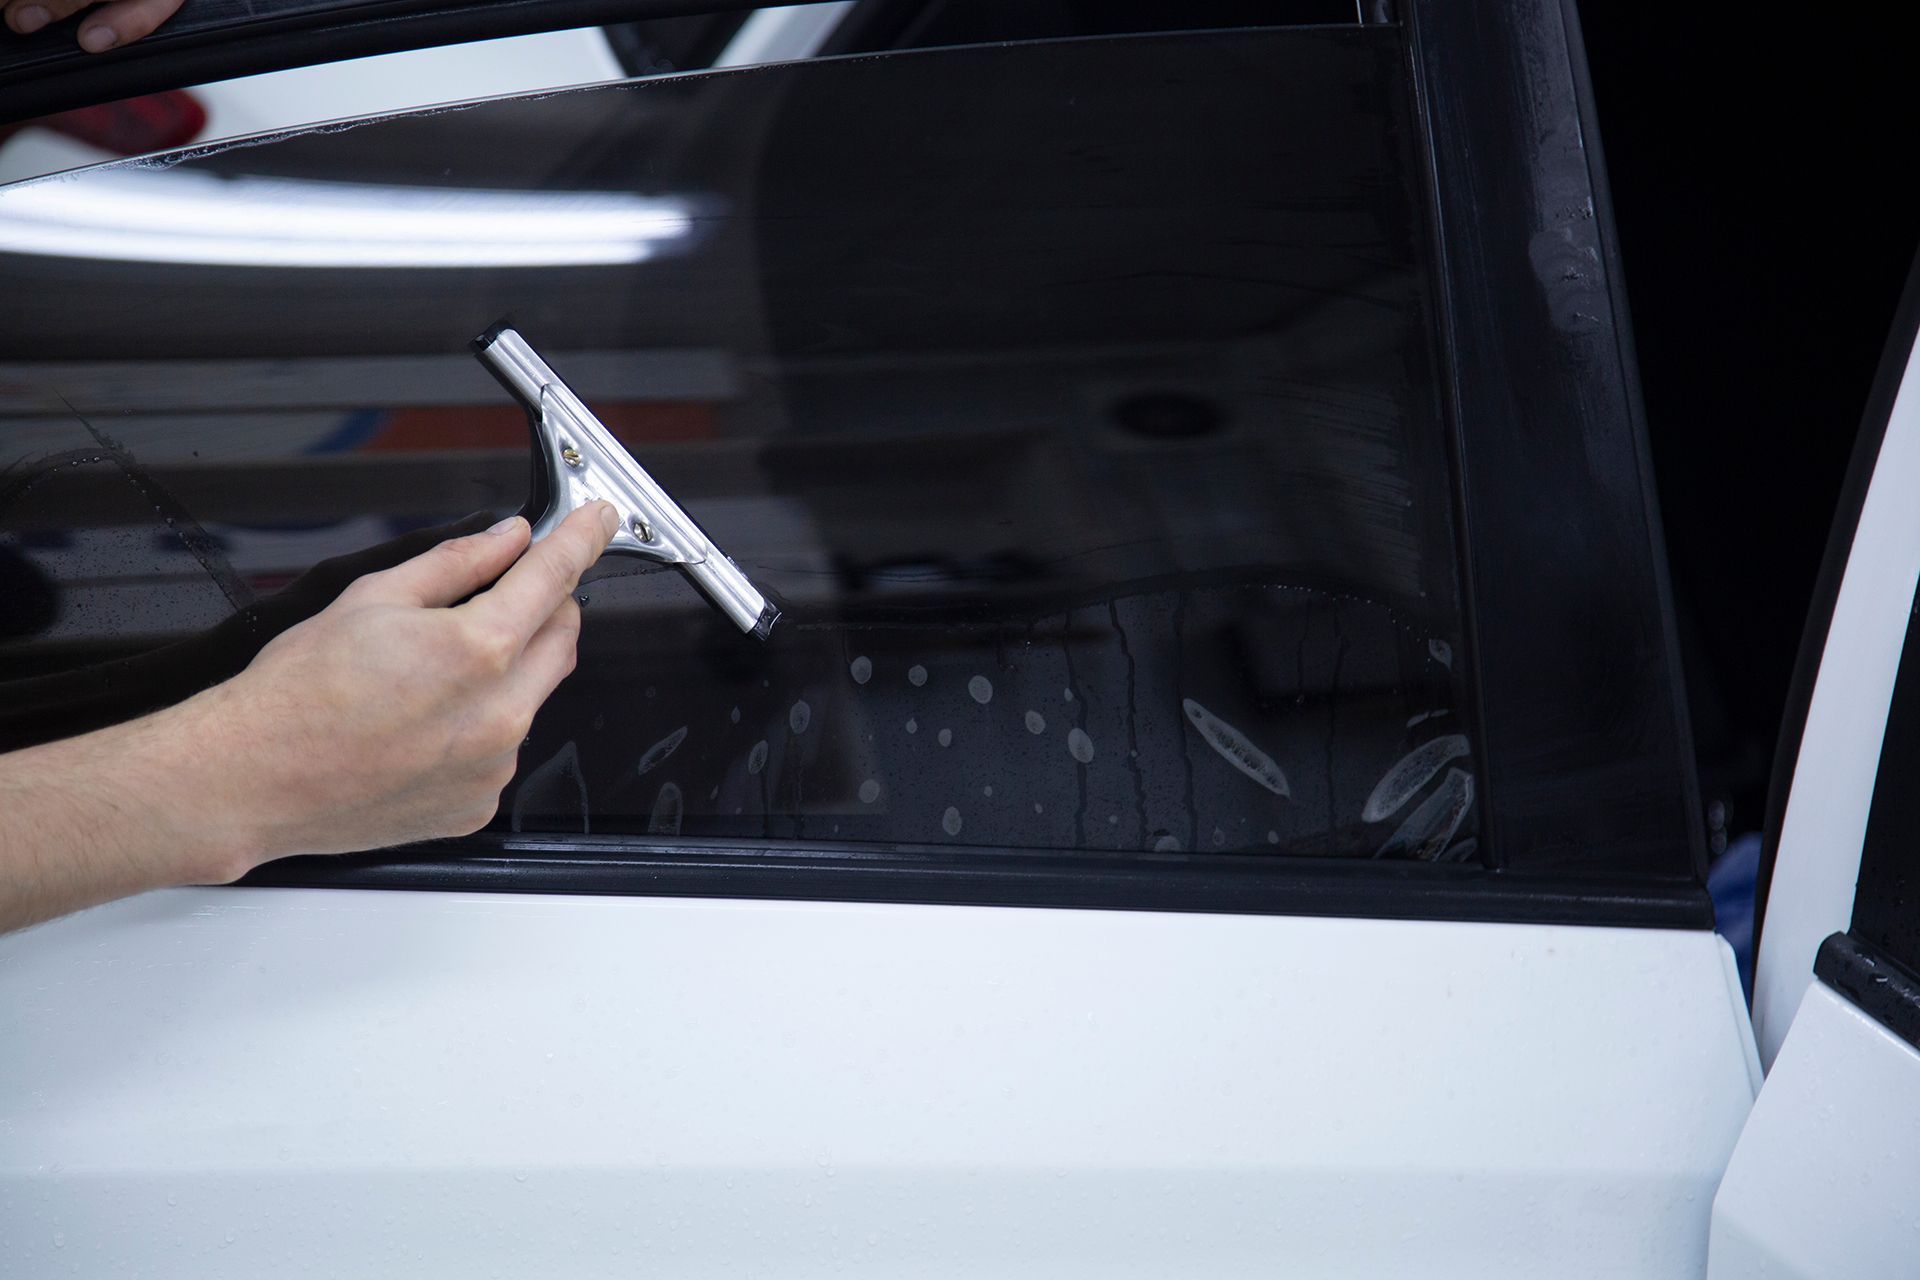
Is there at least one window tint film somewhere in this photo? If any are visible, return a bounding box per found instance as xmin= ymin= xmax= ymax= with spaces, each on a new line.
xmin=0 ymin=28 xmax=1479 ymax=861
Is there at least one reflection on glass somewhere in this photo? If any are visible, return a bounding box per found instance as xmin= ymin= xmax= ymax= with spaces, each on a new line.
xmin=0 ymin=169 xmax=694 ymax=267
xmin=0 ymin=28 xmax=1480 ymax=862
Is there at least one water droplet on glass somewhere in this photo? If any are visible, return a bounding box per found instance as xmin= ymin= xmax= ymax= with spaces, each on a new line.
xmin=1267 ymin=830 xmax=1280 ymax=844
xmin=983 ymin=785 xmax=994 ymax=797
xmin=908 ymin=664 xmax=928 ymax=687
xmin=1181 ymin=698 xmax=1289 ymax=797
xmin=1067 ymin=727 xmax=1095 ymax=764
xmin=968 ymin=675 xmax=993 ymax=704
xmin=1154 ymin=835 xmax=1182 ymax=852
xmin=1024 ymin=710 xmax=1046 ymax=734
xmin=1362 ymin=734 xmax=1469 ymax=823
xmin=1378 ymin=768 xmax=1475 ymax=859
xmin=849 ymin=656 xmax=873 ymax=685
xmin=788 ymin=700 xmax=811 ymax=734
xmin=905 ymin=718 xmax=918 ymax=735
xmin=747 ymin=740 xmax=769 ymax=774
xmin=1428 ymin=638 xmax=1453 ymax=669
xmin=859 ymin=779 xmax=881 ymax=804
xmin=937 ymin=728 xmax=952 ymax=747
xmin=942 ymin=806 xmax=963 ymax=836
xmin=1034 ymin=802 xmax=1044 ymax=814
xmin=648 ymin=782 xmax=683 ymax=836
xmin=636 ymin=725 xmax=689 ymax=776
xmin=511 ymin=740 xmax=588 ymax=834
xmin=1064 ymin=687 xmax=1075 ymax=702
xmin=730 ymin=706 xmax=741 ymax=724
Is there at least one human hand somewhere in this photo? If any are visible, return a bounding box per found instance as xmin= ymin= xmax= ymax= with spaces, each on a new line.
xmin=174 ymin=502 xmax=618 ymax=878
xmin=5 ymin=0 xmax=185 ymax=52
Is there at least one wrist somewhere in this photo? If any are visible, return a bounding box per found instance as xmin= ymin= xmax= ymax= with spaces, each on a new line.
xmin=126 ymin=690 xmax=272 ymax=885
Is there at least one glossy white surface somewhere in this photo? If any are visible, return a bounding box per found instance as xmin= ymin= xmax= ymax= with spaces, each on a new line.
xmin=1710 ymin=981 xmax=1920 ymax=1277
xmin=1755 ymin=330 xmax=1920 ymax=1067
xmin=2 ymin=890 xmax=1756 ymax=1276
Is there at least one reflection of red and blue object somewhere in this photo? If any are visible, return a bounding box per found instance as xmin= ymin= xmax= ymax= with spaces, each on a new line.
xmin=0 ymin=90 xmax=206 ymax=155
xmin=306 ymin=402 xmax=717 ymax=454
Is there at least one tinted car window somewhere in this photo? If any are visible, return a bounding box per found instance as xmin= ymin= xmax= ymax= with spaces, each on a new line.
xmin=0 ymin=28 xmax=1479 ymax=861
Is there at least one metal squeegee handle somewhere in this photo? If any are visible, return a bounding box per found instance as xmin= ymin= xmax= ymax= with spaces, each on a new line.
xmin=473 ymin=325 xmax=777 ymax=639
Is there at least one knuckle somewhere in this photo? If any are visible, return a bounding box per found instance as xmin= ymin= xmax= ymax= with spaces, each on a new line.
xmin=470 ymin=703 xmax=528 ymax=755
xmin=463 ymin=621 xmax=518 ymax=676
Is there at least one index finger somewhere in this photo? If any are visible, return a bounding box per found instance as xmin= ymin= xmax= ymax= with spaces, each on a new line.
xmin=461 ymin=502 xmax=618 ymax=651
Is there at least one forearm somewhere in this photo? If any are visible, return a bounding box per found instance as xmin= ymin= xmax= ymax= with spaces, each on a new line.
xmin=0 ymin=698 xmax=251 ymax=934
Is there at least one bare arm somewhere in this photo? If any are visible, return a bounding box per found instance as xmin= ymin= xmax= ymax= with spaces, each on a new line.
xmin=0 ymin=503 xmax=617 ymax=934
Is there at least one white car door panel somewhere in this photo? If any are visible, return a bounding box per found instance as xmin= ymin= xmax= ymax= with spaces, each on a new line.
xmin=2 ymin=890 xmax=1757 ymax=1277
xmin=1708 ymin=263 xmax=1920 ymax=1275
xmin=1 ymin=3 xmax=1758 ymax=1275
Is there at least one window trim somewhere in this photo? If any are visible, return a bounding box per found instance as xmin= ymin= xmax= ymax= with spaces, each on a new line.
xmin=0 ymin=0 xmax=761 ymax=127
xmin=241 ymin=833 xmax=1711 ymax=928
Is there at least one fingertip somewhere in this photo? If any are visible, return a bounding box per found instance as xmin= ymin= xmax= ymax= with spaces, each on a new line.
xmin=78 ymin=21 xmax=118 ymax=52
xmin=593 ymin=501 xmax=620 ymax=543
xmin=485 ymin=514 xmax=527 ymax=537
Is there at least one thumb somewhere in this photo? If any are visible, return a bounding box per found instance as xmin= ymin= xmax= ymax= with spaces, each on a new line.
xmin=348 ymin=515 xmax=533 ymax=608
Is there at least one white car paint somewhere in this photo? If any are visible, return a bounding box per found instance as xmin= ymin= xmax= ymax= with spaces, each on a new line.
xmin=1710 ymin=980 xmax=1920 ymax=1277
xmin=1 ymin=889 xmax=1757 ymax=1277
xmin=1753 ymin=328 xmax=1920 ymax=1067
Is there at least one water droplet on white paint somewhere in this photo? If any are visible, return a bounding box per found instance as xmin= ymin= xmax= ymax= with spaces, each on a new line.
xmin=968 ymin=675 xmax=993 ymax=704
xmin=849 ymin=656 xmax=873 ymax=684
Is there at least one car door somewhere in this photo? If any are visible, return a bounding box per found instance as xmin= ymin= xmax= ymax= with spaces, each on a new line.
xmin=0 ymin=3 xmax=1761 ymax=1276
xmin=1708 ymin=258 xmax=1920 ymax=1276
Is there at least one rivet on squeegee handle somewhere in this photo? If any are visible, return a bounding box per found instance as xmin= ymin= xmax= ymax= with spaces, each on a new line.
xmin=472 ymin=323 xmax=778 ymax=639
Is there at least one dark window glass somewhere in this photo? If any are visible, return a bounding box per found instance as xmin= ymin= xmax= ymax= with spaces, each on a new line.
xmin=0 ymin=28 xmax=1480 ymax=861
